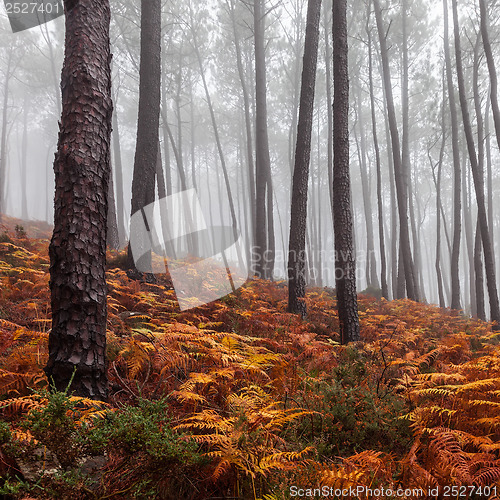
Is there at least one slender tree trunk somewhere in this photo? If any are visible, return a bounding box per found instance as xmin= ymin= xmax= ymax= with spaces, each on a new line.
xmin=107 ymin=164 xmax=119 ymax=250
xmin=373 ymin=0 xmax=418 ymax=301
xmin=430 ymin=129 xmax=446 ymax=308
xmin=0 ymin=48 xmax=12 ymax=221
xmin=400 ymin=0 xmax=420 ymax=301
xmin=20 ymin=93 xmax=29 ymax=220
xmin=470 ymin=32 xmax=486 ymax=318
xmin=190 ymin=9 xmax=244 ymax=271
xmin=161 ymin=50 xmax=172 ymax=197
xmin=45 ymin=0 xmax=113 ymax=400
xmin=474 ymin=217 xmax=486 ymax=320
xmin=479 ymin=0 xmax=500 ymax=153
xmin=442 ymin=0 xmax=462 ymax=311
xmin=229 ymin=0 xmax=256 ymax=245
xmin=324 ymin=0 xmax=334 ymax=214
xmin=367 ymin=24 xmax=388 ymax=299
xmin=485 ymin=95 xmax=494 ymax=249
xmin=451 ymin=0 xmax=500 ymax=326
xmin=355 ymin=87 xmax=378 ymax=289
xmin=333 ymin=0 xmax=360 ymax=343
xmin=111 ymin=92 xmax=126 ymax=246
xmin=254 ymin=0 xmax=274 ymax=279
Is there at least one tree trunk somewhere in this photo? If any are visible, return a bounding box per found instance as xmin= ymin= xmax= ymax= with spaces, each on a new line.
xmin=107 ymin=164 xmax=120 ymax=250
xmin=373 ymin=0 xmax=418 ymax=302
xmin=479 ymin=0 xmax=500 ymax=153
xmin=355 ymin=87 xmax=378 ymax=289
xmin=367 ymin=19 xmax=388 ymax=299
xmin=400 ymin=0 xmax=420 ymax=301
xmin=45 ymin=0 xmax=113 ymax=400
xmin=111 ymin=92 xmax=127 ymax=246
xmin=20 ymin=93 xmax=29 ymax=220
xmin=254 ymin=0 xmax=274 ymax=279
xmin=333 ymin=0 xmax=360 ymax=343
xmin=323 ymin=0 xmax=334 ymax=214
xmin=127 ymin=0 xmax=162 ymax=273
xmin=474 ymin=217 xmax=486 ymax=321
xmin=190 ymin=8 xmax=244 ymax=271
xmin=0 ymin=47 xmax=12 ymax=221
xmin=229 ymin=0 xmax=256 ymax=247
xmin=451 ymin=0 xmax=500 ymax=326
xmin=287 ymin=0 xmax=322 ymax=316
xmin=442 ymin=0 xmax=462 ymax=311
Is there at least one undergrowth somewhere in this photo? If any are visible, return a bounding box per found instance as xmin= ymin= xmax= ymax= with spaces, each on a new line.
xmin=0 ymin=222 xmax=500 ymax=499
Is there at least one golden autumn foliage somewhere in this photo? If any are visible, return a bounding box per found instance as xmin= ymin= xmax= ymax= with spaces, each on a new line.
xmin=1 ymin=221 xmax=500 ymax=498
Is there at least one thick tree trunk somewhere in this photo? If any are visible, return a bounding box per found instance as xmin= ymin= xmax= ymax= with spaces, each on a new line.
xmin=287 ymin=0 xmax=322 ymax=316
xmin=333 ymin=0 xmax=360 ymax=343
xmin=45 ymin=0 xmax=113 ymax=400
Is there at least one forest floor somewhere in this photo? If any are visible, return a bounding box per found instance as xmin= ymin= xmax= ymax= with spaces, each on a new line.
xmin=1 ymin=216 xmax=500 ymax=499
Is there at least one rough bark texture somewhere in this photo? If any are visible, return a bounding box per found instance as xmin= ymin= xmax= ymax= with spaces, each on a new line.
xmin=333 ymin=0 xmax=360 ymax=343
xmin=127 ymin=0 xmax=161 ymax=272
xmin=287 ymin=0 xmax=322 ymax=317
xmin=45 ymin=0 xmax=113 ymax=400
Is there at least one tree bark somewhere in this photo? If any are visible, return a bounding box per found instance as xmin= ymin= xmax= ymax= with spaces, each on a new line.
xmin=127 ymin=0 xmax=162 ymax=273
xmin=333 ymin=0 xmax=360 ymax=343
xmin=45 ymin=0 xmax=113 ymax=400
xmin=287 ymin=0 xmax=322 ymax=317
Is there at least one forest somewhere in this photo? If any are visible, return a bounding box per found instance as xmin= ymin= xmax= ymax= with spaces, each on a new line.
xmin=2 ymin=0 xmax=500 ymax=498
